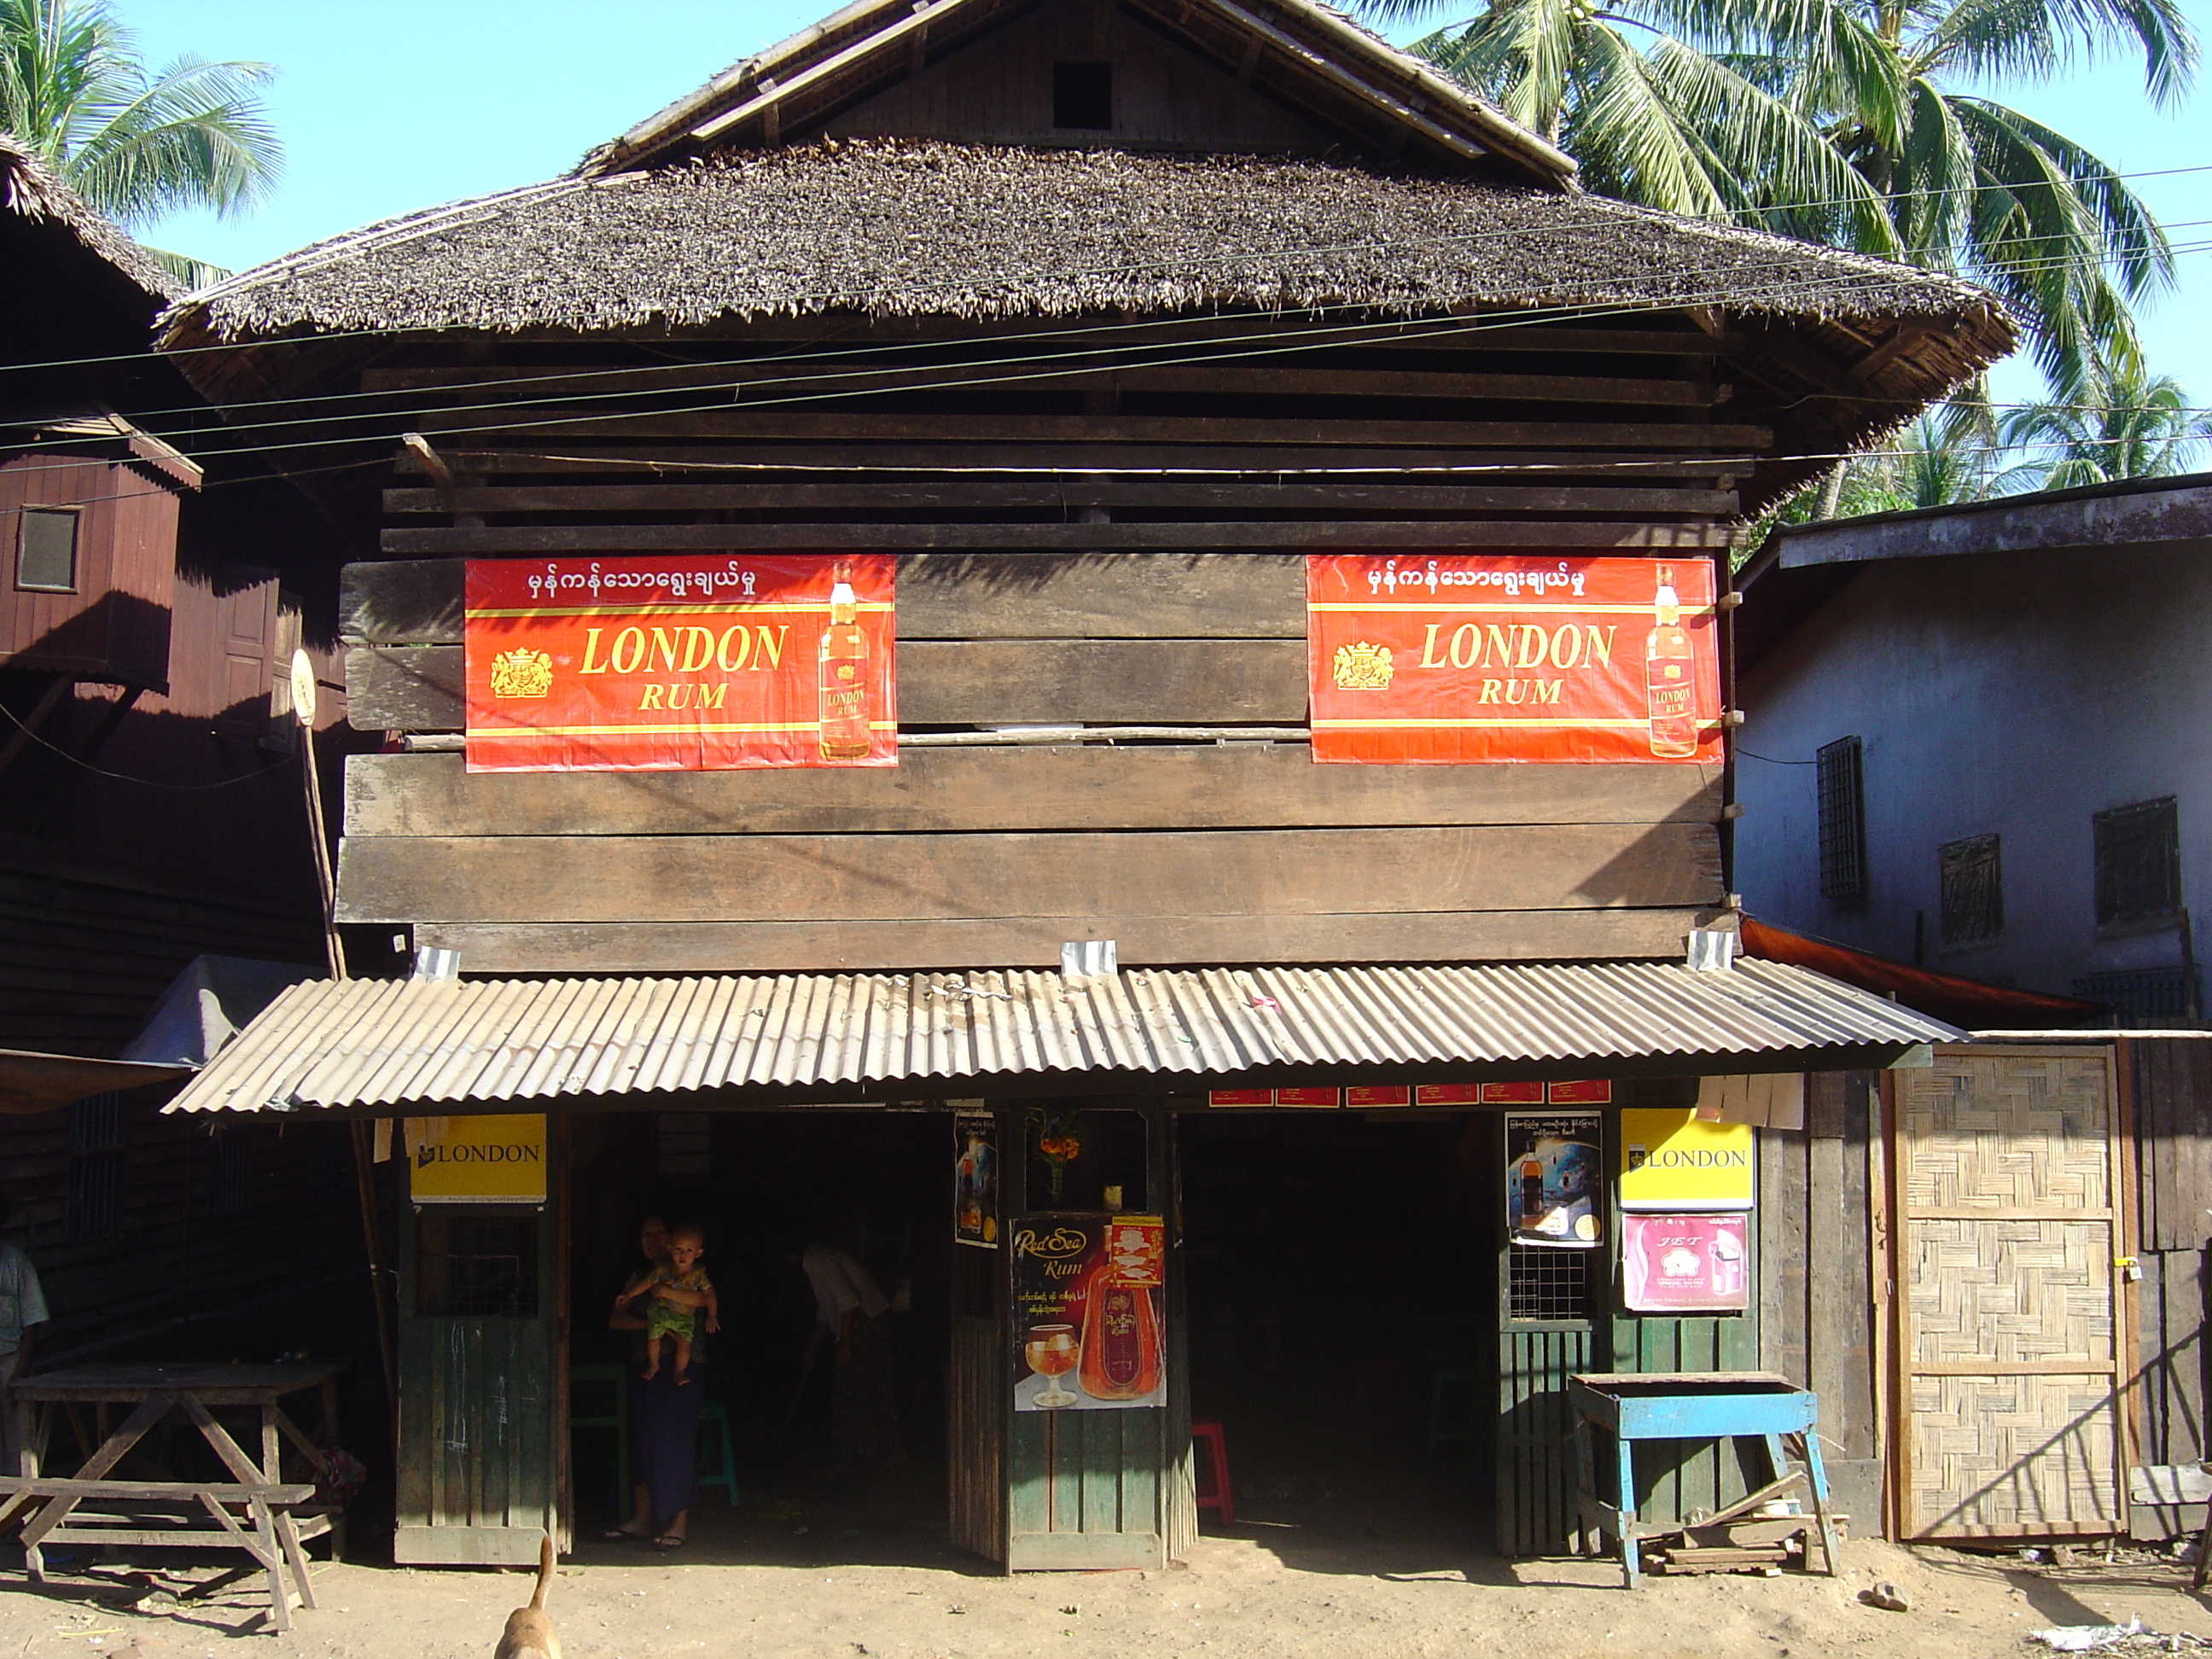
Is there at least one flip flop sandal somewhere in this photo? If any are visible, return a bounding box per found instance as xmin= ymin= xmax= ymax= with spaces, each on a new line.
xmin=653 ymin=1533 xmax=688 ymax=1551
xmin=602 ymin=1526 xmax=650 ymax=1541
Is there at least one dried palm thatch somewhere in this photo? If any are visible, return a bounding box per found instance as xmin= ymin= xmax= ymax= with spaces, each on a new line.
xmin=171 ymin=142 xmax=2001 ymax=353
xmin=1 ymin=135 xmax=178 ymax=305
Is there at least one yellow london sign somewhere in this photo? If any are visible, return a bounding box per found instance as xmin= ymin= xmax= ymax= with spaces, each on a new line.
xmin=408 ymin=1115 xmax=548 ymax=1204
xmin=1618 ymin=1108 xmax=1755 ymax=1213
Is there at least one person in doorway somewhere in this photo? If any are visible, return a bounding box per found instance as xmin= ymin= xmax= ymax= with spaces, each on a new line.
xmin=625 ymin=1225 xmax=719 ymax=1385
xmin=0 ymin=1199 xmax=49 ymax=1475
xmin=607 ymin=1214 xmax=711 ymax=1549
xmin=797 ymin=1236 xmax=903 ymax=1477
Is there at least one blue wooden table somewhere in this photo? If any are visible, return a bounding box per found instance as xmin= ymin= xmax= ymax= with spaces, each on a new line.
xmin=1569 ymin=1371 xmax=1841 ymax=1588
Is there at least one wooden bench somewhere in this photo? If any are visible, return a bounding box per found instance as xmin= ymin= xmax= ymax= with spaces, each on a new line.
xmin=0 ymin=1476 xmax=323 ymax=1630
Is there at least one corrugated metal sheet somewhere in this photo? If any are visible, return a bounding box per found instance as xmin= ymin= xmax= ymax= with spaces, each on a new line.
xmin=163 ymin=960 xmax=1960 ymax=1115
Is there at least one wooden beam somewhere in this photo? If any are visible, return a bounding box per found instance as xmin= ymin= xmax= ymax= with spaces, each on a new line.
xmin=332 ymin=822 xmax=1725 ymax=924
xmin=381 ymin=481 xmax=1740 ymax=515
xmin=377 ymin=520 xmax=1735 ymax=555
xmin=343 ymin=553 xmax=1318 ymax=646
xmin=413 ymin=907 xmax=1712 ymax=974
xmin=409 ymin=409 xmax=1775 ymax=450
xmin=343 ymin=748 xmax=1724 ymax=837
xmin=394 ymin=443 xmax=1749 ymax=479
xmin=345 ymin=638 xmax=1313 ymax=730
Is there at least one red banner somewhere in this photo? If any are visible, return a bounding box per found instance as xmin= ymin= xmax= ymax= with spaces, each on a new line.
xmin=1306 ymin=555 xmax=1721 ymax=764
xmin=462 ymin=556 xmax=896 ymax=771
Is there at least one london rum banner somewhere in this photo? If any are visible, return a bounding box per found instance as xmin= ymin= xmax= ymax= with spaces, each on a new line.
xmin=463 ymin=555 xmax=896 ymax=771
xmin=1305 ymin=555 xmax=1721 ymax=764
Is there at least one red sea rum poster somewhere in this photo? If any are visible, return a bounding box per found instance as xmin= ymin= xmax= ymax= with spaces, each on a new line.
xmin=1306 ymin=554 xmax=1721 ymax=764
xmin=463 ymin=555 xmax=896 ymax=771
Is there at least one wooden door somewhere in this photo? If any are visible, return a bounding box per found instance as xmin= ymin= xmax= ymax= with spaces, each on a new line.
xmin=1004 ymin=1103 xmax=1175 ymax=1571
xmin=1894 ymin=1046 xmax=2132 ymax=1539
xmin=394 ymin=1200 xmax=563 ymax=1563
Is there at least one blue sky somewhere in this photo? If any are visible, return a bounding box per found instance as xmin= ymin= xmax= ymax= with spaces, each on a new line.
xmin=129 ymin=0 xmax=2212 ymax=410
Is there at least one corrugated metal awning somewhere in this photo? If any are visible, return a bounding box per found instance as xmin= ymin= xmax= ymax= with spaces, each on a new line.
xmin=163 ymin=960 xmax=1960 ymax=1115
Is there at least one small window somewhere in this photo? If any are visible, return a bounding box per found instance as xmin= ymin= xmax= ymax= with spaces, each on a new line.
xmin=1939 ymin=834 xmax=2003 ymax=947
xmin=2094 ymin=796 xmax=2181 ymax=927
xmin=415 ymin=1214 xmax=538 ymax=1318
xmin=1053 ymin=61 xmax=1113 ymax=130
xmin=67 ymin=1093 xmax=123 ymax=1243
xmin=15 ymin=509 xmax=79 ymax=593
xmin=1817 ymin=736 xmax=1867 ymax=904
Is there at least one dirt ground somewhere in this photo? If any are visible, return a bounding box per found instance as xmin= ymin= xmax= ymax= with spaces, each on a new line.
xmin=4 ymin=1496 xmax=2211 ymax=1659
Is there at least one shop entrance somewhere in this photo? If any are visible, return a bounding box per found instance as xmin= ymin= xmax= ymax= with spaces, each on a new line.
xmin=1176 ymin=1109 xmax=1494 ymax=1561
xmin=565 ymin=1109 xmax=954 ymax=1564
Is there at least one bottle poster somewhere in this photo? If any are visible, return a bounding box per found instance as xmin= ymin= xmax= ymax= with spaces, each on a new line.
xmin=1304 ymin=554 xmax=1721 ymax=764
xmin=953 ymin=1110 xmax=998 ymax=1249
xmin=1505 ymin=1112 xmax=1602 ymax=1249
xmin=1622 ymin=1213 xmax=1750 ymax=1312
xmin=462 ymin=554 xmax=896 ymax=771
xmin=1011 ymin=1214 xmax=1167 ymax=1412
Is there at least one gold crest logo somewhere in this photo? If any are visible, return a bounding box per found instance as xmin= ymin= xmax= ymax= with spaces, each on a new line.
xmin=488 ymin=648 xmax=554 ymax=699
xmin=1331 ymin=641 xmax=1394 ymax=690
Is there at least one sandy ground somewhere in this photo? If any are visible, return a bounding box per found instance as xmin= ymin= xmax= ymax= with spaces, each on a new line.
xmin=3 ymin=1513 xmax=2211 ymax=1659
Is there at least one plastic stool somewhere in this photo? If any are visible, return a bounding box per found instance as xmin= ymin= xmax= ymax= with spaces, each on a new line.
xmin=696 ymin=1400 xmax=740 ymax=1505
xmin=1191 ymin=1419 xmax=1233 ymax=1525
xmin=569 ymin=1364 xmax=631 ymax=1514
xmin=1427 ymin=1368 xmax=1477 ymax=1462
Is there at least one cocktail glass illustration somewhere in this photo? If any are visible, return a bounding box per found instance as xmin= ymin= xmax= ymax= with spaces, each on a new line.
xmin=1025 ymin=1323 xmax=1080 ymax=1408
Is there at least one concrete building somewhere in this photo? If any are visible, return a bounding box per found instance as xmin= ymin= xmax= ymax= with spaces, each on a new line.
xmin=1735 ymin=472 xmax=2212 ymax=1021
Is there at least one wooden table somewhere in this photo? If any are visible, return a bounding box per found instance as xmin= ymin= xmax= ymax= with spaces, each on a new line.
xmin=7 ymin=1363 xmax=344 ymax=1624
xmin=1569 ymin=1371 xmax=1841 ymax=1589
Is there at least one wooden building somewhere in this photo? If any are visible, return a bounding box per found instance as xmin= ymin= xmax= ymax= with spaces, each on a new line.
xmin=0 ymin=140 xmax=364 ymax=1368
xmin=156 ymin=0 xmax=2015 ymax=1566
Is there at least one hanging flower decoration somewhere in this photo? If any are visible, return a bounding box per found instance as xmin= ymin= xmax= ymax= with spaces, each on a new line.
xmin=1027 ymin=1105 xmax=1086 ymax=1203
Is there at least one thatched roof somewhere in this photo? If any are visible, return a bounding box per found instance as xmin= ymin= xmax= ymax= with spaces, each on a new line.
xmin=586 ymin=0 xmax=1575 ymax=188
xmin=0 ymin=136 xmax=178 ymax=306
xmin=170 ymin=141 xmax=2007 ymax=358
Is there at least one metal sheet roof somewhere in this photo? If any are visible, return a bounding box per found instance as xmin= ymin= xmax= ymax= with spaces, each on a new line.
xmin=163 ymin=960 xmax=1960 ymax=1115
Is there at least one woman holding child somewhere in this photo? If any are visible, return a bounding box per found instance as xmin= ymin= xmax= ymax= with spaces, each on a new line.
xmin=606 ymin=1214 xmax=714 ymax=1550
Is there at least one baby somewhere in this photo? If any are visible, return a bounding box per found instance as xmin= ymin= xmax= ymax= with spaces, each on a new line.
xmin=625 ymin=1226 xmax=719 ymax=1385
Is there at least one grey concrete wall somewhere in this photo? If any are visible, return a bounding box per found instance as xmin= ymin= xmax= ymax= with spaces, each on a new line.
xmin=1735 ymin=538 xmax=2212 ymax=1004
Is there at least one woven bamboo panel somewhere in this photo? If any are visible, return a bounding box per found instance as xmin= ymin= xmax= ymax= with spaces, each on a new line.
xmin=1906 ymin=1220 xmax=2116 ymax=1366
xmin=1899 ymin=1049 xmax=2127 ymax=1540
xmin=1902 ymin=1055 xmax=2111 ymax=1212
xmin=1904 ymin=1374 xmax=2122 ymax=1534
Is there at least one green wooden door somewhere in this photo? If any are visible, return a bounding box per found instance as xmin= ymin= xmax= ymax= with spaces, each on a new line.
xmin=394 ymin=1201 xmax=562 ymax=1564
xmin=1004 ymin=1103 xmax=1175 ymax=1571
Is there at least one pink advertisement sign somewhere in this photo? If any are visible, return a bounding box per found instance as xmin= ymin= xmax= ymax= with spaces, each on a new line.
xmin=1621 ymin=1213 xmax=1749 ymax=1313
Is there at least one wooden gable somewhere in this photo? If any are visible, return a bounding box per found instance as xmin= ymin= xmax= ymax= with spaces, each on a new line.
xmin=823 ymin=0 xmax=1336 ymax=152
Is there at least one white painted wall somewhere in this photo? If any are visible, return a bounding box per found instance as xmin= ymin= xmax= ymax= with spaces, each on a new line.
xmin=1734 ymin=539 xmax=2212 ymax=1001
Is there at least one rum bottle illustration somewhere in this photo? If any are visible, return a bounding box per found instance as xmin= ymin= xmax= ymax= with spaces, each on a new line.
xmin=818 ymin=560 xmax=871 ymax=760
xmin=1644 ymin=562 xmax=1699 ymax=758
xmin=1077 ymin=1254 xmax=1162 ymax=1402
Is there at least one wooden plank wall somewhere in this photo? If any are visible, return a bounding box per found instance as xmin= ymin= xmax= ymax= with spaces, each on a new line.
xmin=1758 ymin=1072 xmax=1883 ymax=1532
xmin=2124 ymin=1038 xmax=2212 ymax=1538
xmin=341 ymin=557 xmax=1724 ymax=972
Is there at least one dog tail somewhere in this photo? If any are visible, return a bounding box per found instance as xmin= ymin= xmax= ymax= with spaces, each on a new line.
xmin=531 ymin=1532 xmax=555 ymax=1610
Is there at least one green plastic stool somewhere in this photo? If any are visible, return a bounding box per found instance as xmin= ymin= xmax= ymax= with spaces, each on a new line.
xmin=696 ymin=1400 xmax=740 ymax=1505
xmin=570 ymin=1364 xmax=631 ymax=1513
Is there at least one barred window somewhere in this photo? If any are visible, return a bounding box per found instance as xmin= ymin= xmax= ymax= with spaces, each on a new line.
xmin=2094 ymin=797 xmax=2180 ymax=927
xmin=68 ymin=1093 xmax=123 ymax=1243
xmin=1939 ymin=834 xmax=2003 ymax=946
xmin=213 ymin=1132 xmax=249 ymax=1215
xmin=1817 ymin=736 xmax=1867 ymax=904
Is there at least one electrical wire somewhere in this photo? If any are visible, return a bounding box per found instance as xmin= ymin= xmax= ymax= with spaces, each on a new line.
xmin=0 ymin=696 xmax=303 ymax=791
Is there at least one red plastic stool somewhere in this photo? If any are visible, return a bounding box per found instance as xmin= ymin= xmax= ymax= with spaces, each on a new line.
xmin=1192 ymin=1419 xmax=1234 ymax=1525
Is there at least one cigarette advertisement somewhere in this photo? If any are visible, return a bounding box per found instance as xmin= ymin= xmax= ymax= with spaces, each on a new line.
xmin=1622 ymin=1213 xmax=1750 ymax=1312
xmin=1011 ymin=1215 xmax=1166 ymax=1412
xmin=1505 ymin=1113 xmax=1602 ymax=1249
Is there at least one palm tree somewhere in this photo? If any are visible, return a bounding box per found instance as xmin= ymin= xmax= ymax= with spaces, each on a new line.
xmin=1768 ymin=389 xmax=1998 ymax=525
xmin=0 ymin=0 xmax=280 ymax=287
xmin=1369 ymin=0 xmax=2194 ymax=389
xmin=1996 ymin=362 xmax=2212 ymax=491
